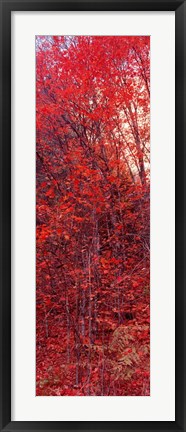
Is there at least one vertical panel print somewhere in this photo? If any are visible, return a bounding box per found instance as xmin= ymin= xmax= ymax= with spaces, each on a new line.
xmin=36 ymin=36 xmax=150 ymax=396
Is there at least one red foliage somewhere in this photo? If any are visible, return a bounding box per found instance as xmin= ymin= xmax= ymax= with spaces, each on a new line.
xmin=36 ymin=36 xmax=150 ymax=396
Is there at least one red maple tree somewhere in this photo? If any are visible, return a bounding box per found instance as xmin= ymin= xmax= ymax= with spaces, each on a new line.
xmin=36 ymin=36 xmax=150 ymax=396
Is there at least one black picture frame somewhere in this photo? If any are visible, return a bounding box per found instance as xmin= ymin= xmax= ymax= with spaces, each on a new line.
xmin=0 ymin=0 xmax=185 ymax=431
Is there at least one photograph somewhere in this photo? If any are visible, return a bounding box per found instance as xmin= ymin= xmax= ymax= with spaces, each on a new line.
xmin=36 ymin=35 xmax=150 ymax=396
xmin=1 ymin=0 xmax=185 ymax=427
